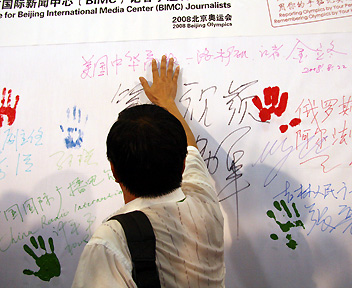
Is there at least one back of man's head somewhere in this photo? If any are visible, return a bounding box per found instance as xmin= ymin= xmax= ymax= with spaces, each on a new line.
xmin=107 ymin=104 xmax=188 ymax=198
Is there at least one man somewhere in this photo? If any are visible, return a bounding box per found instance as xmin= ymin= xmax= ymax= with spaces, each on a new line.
xmin=72 ymin=56 xmax=225 ymax=287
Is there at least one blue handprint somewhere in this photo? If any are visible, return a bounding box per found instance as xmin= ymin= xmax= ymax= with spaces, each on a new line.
xmin=60 ymin=106 xmax=88 ymax=149
xmin=23 ymin=235 xmax=61 ymax=282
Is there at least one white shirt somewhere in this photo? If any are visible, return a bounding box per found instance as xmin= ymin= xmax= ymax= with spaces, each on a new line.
xmin=72 ymin=146 xmax=225 ymax=288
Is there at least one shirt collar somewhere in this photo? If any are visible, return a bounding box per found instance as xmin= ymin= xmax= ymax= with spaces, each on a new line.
xmin=104 ymin=188 xmax=186 ymax=222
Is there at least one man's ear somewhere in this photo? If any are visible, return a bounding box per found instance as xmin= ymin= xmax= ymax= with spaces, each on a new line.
xmin=182 ymin=158 xmax=186 ymax=174
xmin=110 ymin=161 xmax=120 ymax=183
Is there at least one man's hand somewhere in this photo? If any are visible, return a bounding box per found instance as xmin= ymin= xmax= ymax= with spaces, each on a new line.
xmin=139 ymin=55 xmax=180 ymax=108
xmin=139 ymin=55 xmax=197 ymax=148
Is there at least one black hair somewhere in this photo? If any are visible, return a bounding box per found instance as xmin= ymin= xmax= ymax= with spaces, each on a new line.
xmin=106 ymin=104 xmax=188 ymax=198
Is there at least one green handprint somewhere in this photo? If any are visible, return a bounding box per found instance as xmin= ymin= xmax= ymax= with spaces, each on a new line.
xmin=267 ymin=200 xmax=305 ymax=250
xmin=23 ymin=235 xmax=61 ymax=282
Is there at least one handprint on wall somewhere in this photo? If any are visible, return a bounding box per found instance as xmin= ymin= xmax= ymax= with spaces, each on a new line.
xmin=252 ymin=86 xmax=301 ymax=133
xmin=23 ymin=236 xmax=61 ymax=282
xmin=60 ymin=106 xmax=88 ymax=149
xmin=0 ymin=88 xmax=20 ymax=128
xmin=267 ymin=200 xmax=305 ymax=250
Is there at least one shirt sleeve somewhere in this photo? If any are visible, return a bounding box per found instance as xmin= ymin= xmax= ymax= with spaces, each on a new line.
xmin=181 ymin=146 xmax=218 ymax=203
xmin=71 ymin=222 xmax=137 ymax=288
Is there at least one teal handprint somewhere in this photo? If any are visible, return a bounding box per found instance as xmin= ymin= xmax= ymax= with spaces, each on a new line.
xmin=23 ymin=235 xmax=61 ymax=282
xmin=267 ymin=200 xmax=305 ymax=250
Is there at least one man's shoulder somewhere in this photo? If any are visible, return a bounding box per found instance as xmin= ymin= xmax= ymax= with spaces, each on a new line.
xmin=183 ymin=146 xmax=218 ymax=203
xmin=185 ymin=146 xmax=212 ymax=177
xmin=87 ymin=219 xmax=127 ymax=251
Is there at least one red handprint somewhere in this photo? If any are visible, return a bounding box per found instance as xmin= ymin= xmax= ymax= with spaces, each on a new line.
xmin=252 ymin=86 xmax=301 ymax=133
xmin=0 ymin=88 xmax=20 ymax=128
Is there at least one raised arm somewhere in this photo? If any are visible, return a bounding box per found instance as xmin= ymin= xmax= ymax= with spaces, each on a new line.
xmin=139 ymin=55 xmax=197 ymax=148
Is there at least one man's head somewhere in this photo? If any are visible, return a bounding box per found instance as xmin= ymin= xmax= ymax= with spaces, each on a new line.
xmin=107 ymin=104 xmax=188 ymax=198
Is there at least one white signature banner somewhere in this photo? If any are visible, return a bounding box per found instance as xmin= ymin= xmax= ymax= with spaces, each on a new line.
xmin=1 ymin=0 xmax=352 ymax=46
